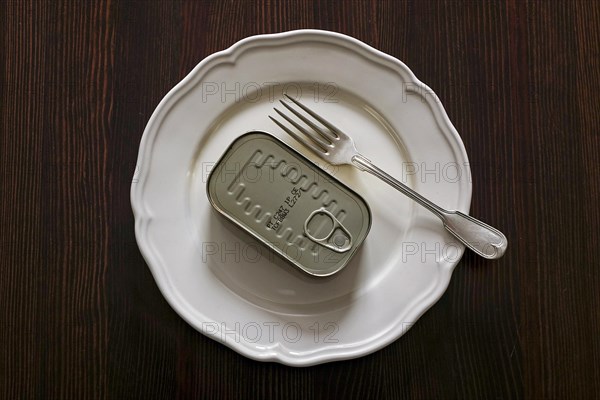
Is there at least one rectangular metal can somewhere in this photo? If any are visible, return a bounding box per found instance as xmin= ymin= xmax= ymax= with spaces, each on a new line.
xmin=206 ymin=131 xmax=371 ymax=276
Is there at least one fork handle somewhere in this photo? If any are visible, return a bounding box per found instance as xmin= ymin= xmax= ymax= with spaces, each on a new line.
xmin=351 ymin=154 xmax=507 ymax=259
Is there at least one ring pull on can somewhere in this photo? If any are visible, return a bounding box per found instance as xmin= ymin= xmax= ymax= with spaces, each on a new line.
xmin=304 ymin=208 xmax=353 ymax=253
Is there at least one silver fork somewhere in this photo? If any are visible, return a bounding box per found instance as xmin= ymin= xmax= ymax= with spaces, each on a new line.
xmin=269 ymin=95 xmax=507 ymax=259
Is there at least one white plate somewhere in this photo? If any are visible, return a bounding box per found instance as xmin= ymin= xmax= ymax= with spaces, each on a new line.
xmin=131 ymin=30 xmax=472 ymax=366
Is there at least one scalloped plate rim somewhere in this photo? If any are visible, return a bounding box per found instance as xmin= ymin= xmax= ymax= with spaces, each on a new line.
xmin=130 ymin=29 xmax=471 ymax=366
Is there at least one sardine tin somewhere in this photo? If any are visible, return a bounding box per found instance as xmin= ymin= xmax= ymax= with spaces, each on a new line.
xmin=206 ymin=131 xmax=371 ymax=276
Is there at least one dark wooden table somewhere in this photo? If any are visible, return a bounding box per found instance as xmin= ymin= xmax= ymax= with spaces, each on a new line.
xmin=2 ymin=1 xmax=599 ymax=398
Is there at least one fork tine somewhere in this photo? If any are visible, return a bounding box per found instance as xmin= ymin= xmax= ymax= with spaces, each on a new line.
xmin=269 ymin=116 xmax=327 ymax=155
xmin=273 ymin=107 xmax=331 ymax=150
xmin=284 ymin=94 xmax=339 ymax=139
xmin=278 ymin=100 xmax=333 ymax=145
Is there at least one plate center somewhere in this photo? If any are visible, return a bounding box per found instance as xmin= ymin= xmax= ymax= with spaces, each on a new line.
xmin=187 ymin=86 xmax=415 ymax=311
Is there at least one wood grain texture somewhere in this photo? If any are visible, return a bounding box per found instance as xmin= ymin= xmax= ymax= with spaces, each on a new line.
xmin=1 ymin=0 xmax=598 ymax=398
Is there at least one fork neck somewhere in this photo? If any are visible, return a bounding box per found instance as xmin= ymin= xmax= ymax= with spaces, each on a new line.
xmin=351 ymin=154 xmax=447 ymax=219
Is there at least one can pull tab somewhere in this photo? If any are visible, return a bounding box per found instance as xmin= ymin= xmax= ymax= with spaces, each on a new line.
xmin=304 ymin=208 xmax=353 ymax=253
